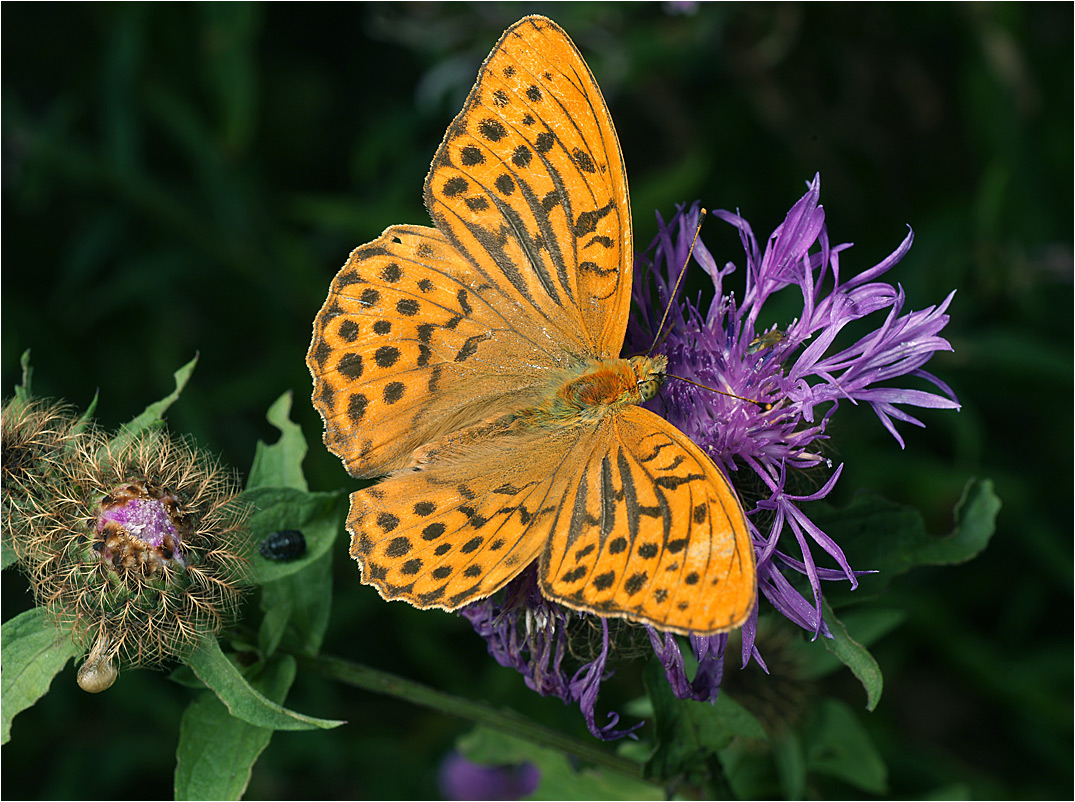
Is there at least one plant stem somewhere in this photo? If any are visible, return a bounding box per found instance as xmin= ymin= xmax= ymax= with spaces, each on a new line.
xmin=296 ymin=652 xmax=646 ymax=780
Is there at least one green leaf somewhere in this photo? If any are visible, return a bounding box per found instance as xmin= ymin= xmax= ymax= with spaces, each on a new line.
xmin=803 ymin=699 xmax=887 ymax=794
xmin=1 ymin=608 xmax=81 ymax=744
xmin=812 ymin=478 xmax=1000 ymax=604
xmin=772 ymin=731 xmax=806 ymax=801
xmin=912 ymin=477 xmax=1001 ymax=566
xmin=719 ymin=739 xmax=781 ymax=801
xmin=167 ymin=663 xmax=206 ymax=690
xmin=796 ymin=606 xmax=905 ymax=683
xmin=175 ymin=654 xmax=297 ymax=800
xmin=112 ymin=353 xmax=199 ymax=447
xmin=73 ymin=391 xmax=99 ymax=434
xmin=257 ymin=597 xmax=293 ymax=659
xmin=14 ymin=349 xmax=33 ymax=403
xmin=458 ymin=725 xmax=663 ymax=801
xmin=1 ymin=537 xmax=17 ymax=571
xmin=644 ymin=658 xmax=767 ymax=781
xmin=243 ymin=487 xmax=346 ymax=584
xmin=185 ymin=638 xmax=343 ymax=731
xmin=819 ymin=599 xmax=884 ymax=711
xmin=243 ymin=484 xmax=344 ymax=658
xmin=247 ymin=391 xmax=308 ymax=492
xmin=260 ymin=550 xmax=334 ymax=658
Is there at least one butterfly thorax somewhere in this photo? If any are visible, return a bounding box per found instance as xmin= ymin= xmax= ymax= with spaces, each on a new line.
xmin=515 ymin=355 xmax=667 ymax=430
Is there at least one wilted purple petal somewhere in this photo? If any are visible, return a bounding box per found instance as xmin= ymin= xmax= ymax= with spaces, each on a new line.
xmin=570 ymin=619 xmax=643 ymax=740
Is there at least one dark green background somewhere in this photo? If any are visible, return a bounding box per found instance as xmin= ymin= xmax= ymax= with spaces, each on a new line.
xmin=3 ymin=3 xmax=1071 ymax=799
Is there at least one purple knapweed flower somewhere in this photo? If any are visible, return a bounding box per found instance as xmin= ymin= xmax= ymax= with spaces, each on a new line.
xmin=461 ymin=174 xmax=959 ymax=739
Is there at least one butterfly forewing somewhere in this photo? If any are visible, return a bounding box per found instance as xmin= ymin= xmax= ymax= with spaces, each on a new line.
xmin=308 ymin=224 xmax=559 ymax=477
xmin=540 ymin=407 xmax=756 ymax=635
xmin=424 ymin=16 xmax=632 ymax=360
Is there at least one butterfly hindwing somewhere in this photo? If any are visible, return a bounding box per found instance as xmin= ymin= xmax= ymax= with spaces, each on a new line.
xmin=347 ymin=418 xmax=592 ymax=609
xmin=540 ymin=407 xmax=756 ymax=635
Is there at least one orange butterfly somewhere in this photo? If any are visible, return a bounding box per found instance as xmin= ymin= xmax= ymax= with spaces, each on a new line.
xmin=307 ymin=15 xmax=756 ymax=635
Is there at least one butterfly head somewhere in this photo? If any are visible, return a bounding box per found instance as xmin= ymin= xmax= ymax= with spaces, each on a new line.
xmin=628 ymin=354 xmax=668 ymax=403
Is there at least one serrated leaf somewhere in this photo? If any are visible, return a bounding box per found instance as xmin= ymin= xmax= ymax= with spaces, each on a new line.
xmin=1 ymin=608 xmax=81 ymax=744
xmin=112 ymin=353 xmax=199 ymax=448
xmin=820 ymin=599 xmax=884 ymax=710
xmin=175 ymin=655 xmax=298 ymax=800
xmin=185 ymin=638 xmax=343 ymax=731
xmin=644 ymin=658 xmax=767 ymax=781
xmin=458 ymin=725 xmax=663 ymax=801
xmin=243 ymin=487 xmax=345 ymax=583
xmin=803 ymin=699 xmax=887 ymax=794
xmin=247 ymin=391 xmax=308 ymax=492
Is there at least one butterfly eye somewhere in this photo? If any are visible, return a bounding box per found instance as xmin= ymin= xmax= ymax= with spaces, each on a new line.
xmin=638 ymin=377 xmax=661 ymax=402
xmin=626 ymin=354 xmax=665 ymax=402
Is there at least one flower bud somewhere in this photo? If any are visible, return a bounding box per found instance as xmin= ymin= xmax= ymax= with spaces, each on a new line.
xmin=3 ymin=402 xmax=252 ymax=691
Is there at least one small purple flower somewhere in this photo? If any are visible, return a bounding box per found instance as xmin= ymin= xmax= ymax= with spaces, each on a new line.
xmin=461 ymin=174 xmax=958 ymax=738
xmin=438 ymin=751 xmax=540 ymax=801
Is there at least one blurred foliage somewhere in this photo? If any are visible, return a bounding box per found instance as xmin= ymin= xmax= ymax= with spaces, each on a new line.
xmin=2 ymin=2 xmax=1070 ymax=799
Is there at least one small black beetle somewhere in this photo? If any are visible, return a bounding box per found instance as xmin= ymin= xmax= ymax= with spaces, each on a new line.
xmin=258 ymin=529 xmax=307 ymax=562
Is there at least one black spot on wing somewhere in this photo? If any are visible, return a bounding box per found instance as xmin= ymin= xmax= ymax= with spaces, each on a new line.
xmin=572 ymin=148 xmax=596 ymax=173
xmin=338 ymin=353 xmax=363 ymax=379
xmin=443 ymin=177 xmax=468 ymax=197
xmin=460 ymin=146 xmax=484 ymax=166
xmin=478 ymin=118 xmax=506 ymax=141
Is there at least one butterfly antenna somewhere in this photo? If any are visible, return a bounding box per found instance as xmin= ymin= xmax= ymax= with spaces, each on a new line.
xmin=647 ymin=208 xmax=707 ymax=356
xmin=664 ymin=372 xmax=773 ymax=411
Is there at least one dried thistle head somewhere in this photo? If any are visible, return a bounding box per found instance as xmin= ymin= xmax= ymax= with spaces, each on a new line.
xmin=9 ymin=421 xmax=251 ymax=692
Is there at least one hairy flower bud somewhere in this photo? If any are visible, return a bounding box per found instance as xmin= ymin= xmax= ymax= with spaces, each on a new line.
xmin=3 ymin=399 xmax=251 ymax=692
xmin=2 ymin=398 xmax=88 ymax=551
